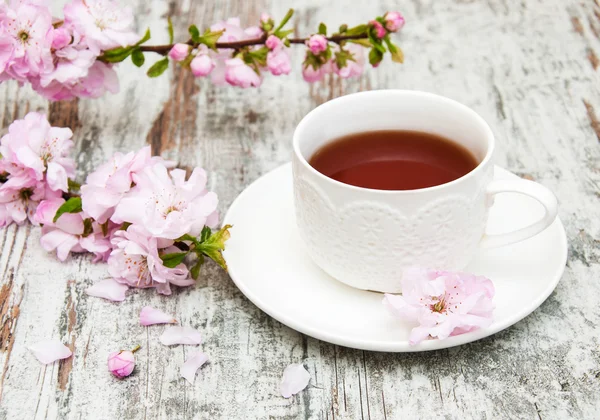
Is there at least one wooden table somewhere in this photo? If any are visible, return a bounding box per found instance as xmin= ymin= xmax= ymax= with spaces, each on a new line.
xmin=1 ymin=0 xmax=599 ymax=418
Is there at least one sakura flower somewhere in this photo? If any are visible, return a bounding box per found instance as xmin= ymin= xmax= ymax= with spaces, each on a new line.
xmin=51 ymin=27 xmax=72 ymax=50
xmin=265 ymin=36 xmax=291 ymax=76
xmin=280 ymin=363 xmax=310 ymax=398
xmin=140 ymin=306 xmax=177 ymax=326
xmin=306 ymin=34 xmax=328 ymax=55
xmin=37 ymin=198 xmax=85 ymax=260
xmin=29 ymin=339 xmax=72 ymax=364
xmin=112 ymin=163 xmax=219 ymax=240
xmin=63 ymin=0 xmax=140 ymax=53
xmin=0 ymin=0 xmax=54 ymax=81
xmin=181 ymin=351 xmax=208 ymax=384
xmin=224 ymin=58 xmax=261 ymax=88
xmin=302 ymin=61 xmax=330 ymax=83
xmin=159 ymin=326 xmax=202 ymax=346
xmin=168 ymin=43 xmax=189 ymax=62
xmin=190 ymin=50 xmax=214 ymax=78
xmin=37 ymin=61 xmax=119 ymax=101
xmin=0 ymin=112 xmax=75 ymax=192
xmin=384 ymin=11 xmax=405 ymax=32
xmin=370 ymin=20 xmax=386 ymax=39
xmin=383 ymin=268 xmax=495 ymax=345
xmin=108 ymin=346 xmax=139 ymax=378
xmin=332 ymin=44 xmax=365 ymax=79
xmin=107 ymin=225 xmax=194 ymax=295
xmin=0 ymin=179 xmax=57 ymax=226
xmin=86 ymin=278 xmax=128 ymax=301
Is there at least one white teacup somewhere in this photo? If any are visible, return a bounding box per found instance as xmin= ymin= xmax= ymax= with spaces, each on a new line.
xmin=292 ymin=90 xmax=558 ymax=293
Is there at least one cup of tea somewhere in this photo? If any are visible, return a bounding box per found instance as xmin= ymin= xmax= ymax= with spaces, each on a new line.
xmin=292 ymin=90 xmax=558 ymax=293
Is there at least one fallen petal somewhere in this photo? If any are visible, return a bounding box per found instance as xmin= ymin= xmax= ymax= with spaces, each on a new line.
xmin=159 ymin=326 xmax=202 ymax=345
xmin=86 ymin=279 xmax=128 ymax=302
xmin=280 ymin=363 xmax=310 ymax=398
xmin=140 ymin=306 xmax=177 ymax=326
xmin=29 ymin=339 xmax=72 ymax=364
xmin=180 ymin=351 xmax=209 ymax=384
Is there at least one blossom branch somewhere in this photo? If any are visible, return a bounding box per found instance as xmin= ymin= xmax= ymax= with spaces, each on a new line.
xmin=0 ymin=1 xmax=405 ymax=99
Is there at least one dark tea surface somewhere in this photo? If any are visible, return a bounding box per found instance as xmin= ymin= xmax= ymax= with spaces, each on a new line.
xmin=309 ymin=130 xmax=478 ymax=190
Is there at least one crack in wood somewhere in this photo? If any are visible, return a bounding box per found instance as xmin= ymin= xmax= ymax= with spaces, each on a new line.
xmin=582 ymin=99 xmax=600 ymax=141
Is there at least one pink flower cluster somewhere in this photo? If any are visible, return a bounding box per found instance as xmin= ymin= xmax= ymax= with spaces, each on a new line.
xmin=0 ymin=0 xmax=139 ymax=100
xmin=383 ymin=268 xmax=495 ymax=345
xmin=0 ymin=112 xmax=223 ymax=296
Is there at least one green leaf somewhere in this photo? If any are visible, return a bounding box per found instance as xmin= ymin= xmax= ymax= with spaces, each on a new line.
xmin=273 ymin=9 xmax=294 ymax=34
xmin=348 ymin=38 xmax=372 ymax=48
xmin=135 ymin=29 xmax=151 ymax=46
xmin=82 ymin=218 xmax=94 ymax=238
xmin=67 ymin=178 xmax=81 ymax=191
xmin=345 ymin=24 xmax=368 ymax=36
xmin=318 ymin=23 xmax=327 ymax=35
xmin=160 ymin=252 xmax=188 ymax=268
xmin=189 ymin=25 xmax=201 ymax=43
xmin=338 ymin=24 xmax=348 ymax=33
xmin=248 ymin=47 xmax=269 ymax=67
xmin=53 ymin=197 xmax=82 ymax=223
xmin=167 ymin=17 xmax=174 ymax=44
xmin=198 ymin=29 xmax=224 ymax=51
xmin=190 ymin=254 xmax=204 ymax=280
xmin=101 ymin=46 xmax=135 ymax=63
xmin=383 ymin=36 xmax=404 ymax=63
xmin=275 ymin=29 xmax=294 ymax=39
xmin=131 ymin=48 xmax=145 ymax=67
xmin=368 ymin=47 xmax=384 ymax=67
xmin=196 ymin=224 xmax=232 ymax=271
xmin=200 ymin=226 xmax=212 ymax=243
xmin=147 ymin=58 xmax=169 ymax=77
xmin=178 ymin=233 xmax=198 ymax=243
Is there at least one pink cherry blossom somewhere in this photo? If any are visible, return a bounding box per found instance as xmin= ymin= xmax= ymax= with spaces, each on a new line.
xmin=224 ymin=58 xmax=261 ymax=88
xmin=159 ymin=326 xmax=202 ymax=345
xmin=306 ymin=34 xmax=327 ymax=55
xmin=383 ymin=268 xmax=495 ymax=345
xmin=384 ymin=11 xmax=405 ymax=32
xmin=0 ymin=112 xmax=75 ymax=192
xmin=302 ymin=61 xmax=331 ymax=83
xmin=370 ymin=20 xmax=386 ymax=39
xmin=0 ymin=0 xmax=54 ymax=82
xmin=140 ymin=306 xmax=177 ymax=326
xmin=107 ymin=225 xmax=194 ymax=295
xmin=0 ymin=179 xmax=57 ymax=226
xmin=108 ymin=348 xmax=136 ymax=378
xmin=29 ymin=339 xmax=72 ymax=364
xmin=112 ymin=163 xmax=219 ymax=239
xmin=332 ymin=44 xmax=365 ymax=79
xmin=280 ymin=363 xmax=310 ymax=398
xmin=265 ymin=35 xmax=281 ymax=50
xmin=51 ymin=27 xmax=71 ymax=50
xmin=168 ymin=43 xmax=189 ymax=62
xmin=181 ymin=351 xmax=208 ymax=384
xmin=266 ymin=45 xmax=291 ymax=76
xmin=244 ymin=26 xmax=263 ymax=38
xmin=63 ymin=0 xmax=140 ymax=53
xmin=190 ymin=54 xmax=214 ymax=78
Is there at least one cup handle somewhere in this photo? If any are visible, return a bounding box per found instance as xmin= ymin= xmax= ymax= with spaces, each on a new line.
xmin=480 ymin=178 xmax=558 ymax=249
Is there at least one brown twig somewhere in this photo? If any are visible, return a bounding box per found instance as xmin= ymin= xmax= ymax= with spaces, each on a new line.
xmin=138 ymin=34 xmax=369 ymax=55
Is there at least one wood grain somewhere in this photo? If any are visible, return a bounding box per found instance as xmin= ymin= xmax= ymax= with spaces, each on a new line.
xmin=1 ymin=0 xmax=600 ymax=419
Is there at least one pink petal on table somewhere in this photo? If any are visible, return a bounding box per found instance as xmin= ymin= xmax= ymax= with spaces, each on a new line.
xmin=28 ymin=339 xmax=72 ymax=364
xmin=159 ymin=326 xmax=202 ymax=345
xmin=180 ymin=351 xmax=208 ymax=384
xmin=140 ymin=306 xmax=177 ymax=326
xmin=86 ymin=279 xmax=128 ymax=302
xmin=280 ymin=363 xmax=311 ymax=398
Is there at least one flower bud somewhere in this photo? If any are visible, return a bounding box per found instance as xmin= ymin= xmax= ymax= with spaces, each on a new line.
xmin=108 ymin=346 xmax=139 ymax=378
xmin=52 ymin=27 xmax=71 ymax=50
xmin=384 ymin=11 xmax=405 ymax=32
xmin=370 ymin=20 xmax=386 ymax=39
xmin=306 ymin=34 xmax=328 ymax=55
xmin=168 ymin=43 xmax=189 ymax=62
xmin=190 ymin=55 xmax=215 ymax=77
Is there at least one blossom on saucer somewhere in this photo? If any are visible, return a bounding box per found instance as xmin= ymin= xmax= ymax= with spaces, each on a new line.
xmin=383 ymin=268 xmax=495 ymax=345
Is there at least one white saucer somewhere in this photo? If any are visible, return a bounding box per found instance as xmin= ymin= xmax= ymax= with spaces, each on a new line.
xmin=222 ymin=164 xmax=567 ymax=352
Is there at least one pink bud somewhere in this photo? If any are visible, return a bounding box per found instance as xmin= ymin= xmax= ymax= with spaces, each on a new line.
xmin=302 ymin=63 xmax=326 ymax=83
xmin=108 ymin=348 xmax=137 ymax=378
xmin=265 ymin=35 xmax=282 ymax=50
xmin=260 ymin=13 xmax=271 ymax=23
xmin=168 ymin=43 xmax=189 ymax=62
xmin=306 ymin=34 xmax=328 ymax=55
xmin=190 ymin=55 xmax=215 ymax=77
xmin=52 ymin=27 xmax=71 ymax=50
xmin=384 ymin=11 xmax=405 ymax=32
xmin=370 ymin=20 xmax=386 ymax=39
xmin=224 ymin=58 xmax=262 ymax=88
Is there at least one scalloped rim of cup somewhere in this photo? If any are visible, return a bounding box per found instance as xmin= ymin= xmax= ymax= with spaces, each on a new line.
xmin=292 ymin=89 xmax=495 ymax=195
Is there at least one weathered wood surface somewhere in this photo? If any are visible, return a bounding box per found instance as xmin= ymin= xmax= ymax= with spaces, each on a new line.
xmin=1 ymin=0 xmax=599 ymax=418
